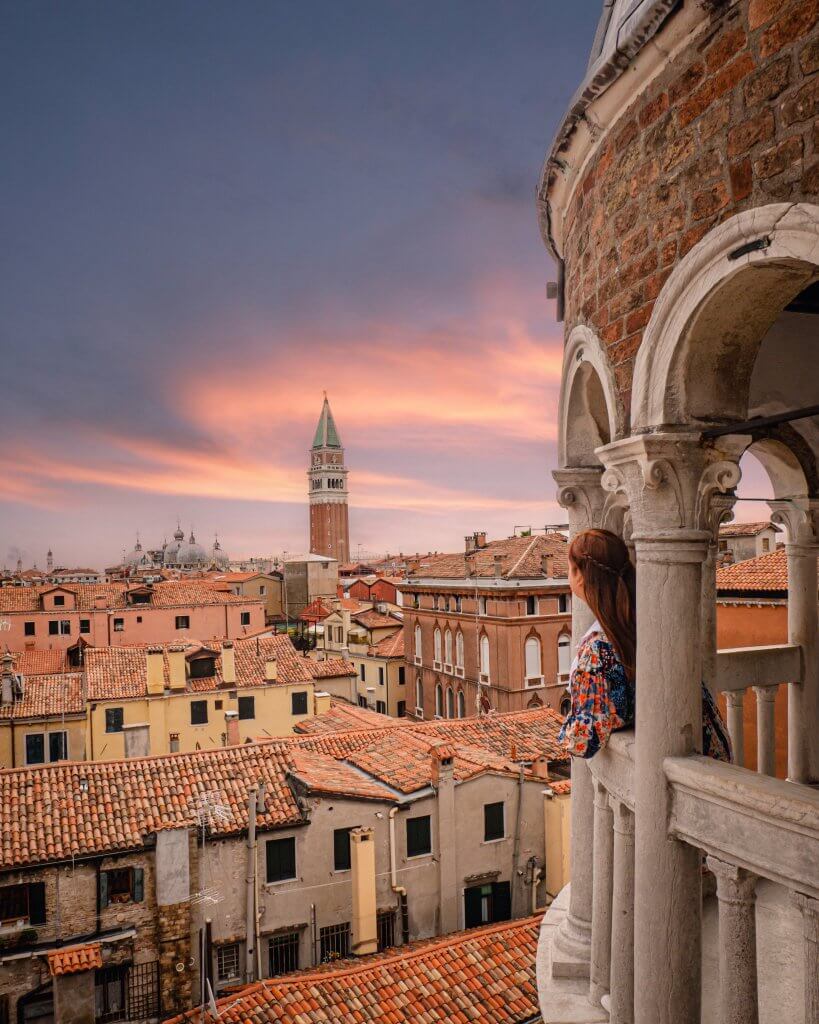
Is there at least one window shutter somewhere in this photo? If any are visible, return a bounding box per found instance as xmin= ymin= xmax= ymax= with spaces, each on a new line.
xmin=99 ymin=870 xmax=109 ymax=909
xmin=492 ymin=881 xmax=512 ymax=923
xmin=133 ymin=867 xmax=144 ymax=902
xmin=28 ymin=882 xmax=46 ymax=925
xmin=464 ymin=886 xmax=482 ymax=929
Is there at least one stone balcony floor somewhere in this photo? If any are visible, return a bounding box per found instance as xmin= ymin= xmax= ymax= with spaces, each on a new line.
xmin=536 ymin=881 xmax=805 ymax=1024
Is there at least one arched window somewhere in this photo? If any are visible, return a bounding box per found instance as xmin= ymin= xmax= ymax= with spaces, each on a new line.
xmin=525 ymin=636 xmax=542 ymax=686
xmin=416 ymin=676 xmax=423 ymax=711
xmin=414 ymin=624 xmax=422 ymax=663
xmin=479 ymin=634 xmax=490 ymax=680
xmin=444 ymin=629 xmax=453 ymax=667
xmin=435 ymin=684 xmax=443 ymax=718
xmin=455 ymin=595 xmax=462 ymax=613
xmin=446 ymin=686 xmax=454 ymax=719
xmin=558 ymin=633 xmax=572 ymax=680
xmin=433 ymin=628 xmax=442 ymax=665
xmin=478 ymin=596 xmax=487 ymax=616
xmin=560 ymin=694 xmax=571 ymax=717
xmin=457 ymin=689 xmax=466 ymax=718
xmin=455 ymin=630 xmax=465 ymax=669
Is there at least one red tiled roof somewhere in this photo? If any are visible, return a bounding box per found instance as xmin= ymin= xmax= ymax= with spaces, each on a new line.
xmin=716 ymin=547 xmax=805 ymax=594
xmin=408 ymin=534 xmax=568 ymax=580
xmin=549 ymin=779 xmax=572 ymax=795
xmin=47 ymin=941 xmax=102 ymax=976
xmin=352 ymin=610 xmax=402 ymax=630
xmin=0 ymin=581 xmax=258 ymax=613
xmin=339 ymin=598 xmax=369 ymax=613
xmin=0 ymin=674 xmax=84 ymax=721
xmin=288 ymin=749 xmax=398 ymax=802
xmin=293 ymin=698 xmax=403 ymax=736
xmin=299 ymin=598 xmax=333 ymax=622
xmin=373 ymin=630 xmax=404 ymax=658
xmin=169 ymin=915 xmax=542 ymax=1024
xmin=304 ymin=657 xmax=356 ymax=680
xmin=11 ymin=649 xmax=68 ymax=676
xmin=85 ymin=634 xmax=312 ymax=699
xmin=719 ymin=521 xmax=778 ymax=538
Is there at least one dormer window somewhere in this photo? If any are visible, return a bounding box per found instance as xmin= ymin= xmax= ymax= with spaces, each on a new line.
xmin=188 ymin=653 xmax=217 ymax=679
xmin=53 ymin=595 xmax=65 ymax=607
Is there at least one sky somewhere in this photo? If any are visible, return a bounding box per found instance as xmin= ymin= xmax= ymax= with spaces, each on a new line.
xmin=0 ymin=1 xmax=771 ymax=569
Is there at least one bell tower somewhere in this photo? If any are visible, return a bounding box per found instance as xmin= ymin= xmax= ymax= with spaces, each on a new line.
xmin=308 ymin=394 xmax=350 ymax=563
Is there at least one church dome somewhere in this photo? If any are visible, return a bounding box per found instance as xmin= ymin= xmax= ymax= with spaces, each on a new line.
xmin=211 ymin=536 xmax=229 ymax=568
xmin=124 ymin=537 xmax=149 ymax=568
xmin=164 ymin=523 xmax=187 ymax=564
xmin=176 ymin=531 xmax=209 ymax=566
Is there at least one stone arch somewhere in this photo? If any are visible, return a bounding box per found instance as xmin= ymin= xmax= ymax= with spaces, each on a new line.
xmin=558 ymin=325 xmax=624 ymax=468
xmin=632 ymin=203 xmax=819 ymax=433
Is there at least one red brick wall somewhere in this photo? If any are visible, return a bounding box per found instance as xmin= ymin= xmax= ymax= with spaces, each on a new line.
xmin=559 ymin=0 xmax=818 ymax=410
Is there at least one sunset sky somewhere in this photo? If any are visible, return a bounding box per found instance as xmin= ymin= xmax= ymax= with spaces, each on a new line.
xmin=1 ymin=2 xmax=770 ymax=569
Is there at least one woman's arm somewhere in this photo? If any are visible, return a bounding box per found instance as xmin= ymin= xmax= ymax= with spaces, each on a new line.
xmin=558 ymin=638 xmax=623 ymax=759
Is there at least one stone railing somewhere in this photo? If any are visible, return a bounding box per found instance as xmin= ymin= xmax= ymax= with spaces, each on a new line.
xmin=714 ymin=643 xmax=802 ymax=777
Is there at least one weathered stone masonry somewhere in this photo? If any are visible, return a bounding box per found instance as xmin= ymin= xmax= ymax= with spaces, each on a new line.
xmin=550 ymin=0 xmax=818 ymax=409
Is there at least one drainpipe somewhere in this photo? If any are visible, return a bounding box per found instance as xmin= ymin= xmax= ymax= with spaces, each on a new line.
xmin=255 ymin=784 xmax=265 ymax=981
xmin=388 ymin=807 xmax=410 ymax=944
xmin=510 ymin=766 xmax=525 ymax=917
xmin=244 ymin=786 xmax=259 ymax=983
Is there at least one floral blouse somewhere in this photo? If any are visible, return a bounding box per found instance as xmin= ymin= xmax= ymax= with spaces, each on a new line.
xmin=559 ymin=627 xmax=732 ymax=762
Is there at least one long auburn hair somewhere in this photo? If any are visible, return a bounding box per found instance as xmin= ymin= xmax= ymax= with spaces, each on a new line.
xmin=568 ymin=529 xmax=636 ymax=680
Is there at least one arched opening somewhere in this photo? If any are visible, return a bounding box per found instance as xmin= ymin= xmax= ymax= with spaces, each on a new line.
xmin=558 ymin=325 xmax=623 ymax=467
xmin=524 ymin=635 xmax=542 ymax=687
xmin=479 ymin=634 xmax=490 ymax=682
xmin=457 ymin=689 xmax=465 ymax=718
xmin=557 ymin=632 xmax=572 ymax=684
xmin=415 ymin=675 xmax=423 ymax=713
xmin=433 ymin=627 xmax=442 ymax=666
xmin=435 ymin=683 xmax=443 ymax=718
xmin=446 ymin=686 xmax=454 ymax=719
xmin=455 ymin=630 xmax=465 ymax=670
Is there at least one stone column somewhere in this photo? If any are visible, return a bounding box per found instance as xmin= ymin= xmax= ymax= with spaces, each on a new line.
xmin=589 ymin=782 xmax=614 ymax=1006
xmin=609 ymin=800 xmax=635 ymax=1024
xmin=725 ymin=692 xmax=746 ymax=769
xmin=771 ymin=500 xmax=819 ymax=784
xmin=551 ymin=467 xmax=606 ymax=978
xmin=792 ymin=892 xmax=819 ymax=1024
xmin=752 ymin=686 xmax=777 ymax=777
xmin=707 ymin=857 xmax=759 ymax=1024
xmin=599 ymin=434 xmax=741 ymax=1024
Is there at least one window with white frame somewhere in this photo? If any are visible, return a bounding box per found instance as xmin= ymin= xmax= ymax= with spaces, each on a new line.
xmin=478 ymin=596 xmax=487 ymax=615
xmin=216 ymin=943 xmax=241 ymax=983
xmin=524 ymin=636 xmax=542 ymax=686
xmin=457 ymin=689 xmax=465 ymax=718
xmin=558 ymin=633 xmax=572 ymax=679
xmin=455 ymin=631 xmax=464 ymax=673
xmin=444 ymin=629 xmax=452 ymax=668
xmin=479 ymin=634 xmax=490 ymax=681
xmin=414 ymin=624 xmax=422 ymax=664
xmin=433 ymin=628 xmax=442 ymax=666
xmin=446 ymin=686 xmax=454 ymax=718
xmin=435 ymin=684 xmax=443 ymax=717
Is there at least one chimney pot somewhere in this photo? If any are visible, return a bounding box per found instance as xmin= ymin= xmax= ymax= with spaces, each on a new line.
xmin=493 ymin=554 xmax=503 ymax=578
xmin=225 ymin=710 xmax=240 ymax=745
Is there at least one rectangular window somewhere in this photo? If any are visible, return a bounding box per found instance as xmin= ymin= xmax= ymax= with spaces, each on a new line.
xmin=378 ymin=667 xmax=384 ymax=686
xmin=406 ymin=815 xmax=431 ymax=858
xmin=376 ymin=700 xmax=386 ymax=714
xmin=269 ymin=931 xmax=299 ymax=976
xmin=136 ymin=616 xmax=142 ymax=624
xmin=94 ymin=964 xmax=128 ymax=1022
xmin=190 ymin=700 xmax=208 ymax=725
xmin=238 ymin=695 xmax=255 ymax=720
xmin=291 ymin=691 xmax=308 ymax=716
xmin=557 ymin=594 xmax=570 ymax=614
xmin=25 ymin=733 xmax=45 ymax=765
xmin=484 ymin=801 xmax=505 ymax=842
xmin=59 ymin=619 xmax=70 ymax=635
xmin=0 ymin=882 xmax=45 ymax=925
xmin=398 ymin=666 xmax=405 ymax=685
xmin=266 ymin=836 xmax=296 ymax=883
xmin=216 ymin=943 xmax=241 ymax=983
xmin=99 ymin=867 xmax=144 ymax=907
xmin=105 ymin=707 xmax=124 ymax=733
xmin=396 ymin=700 xmax=406 ymax=717
xmin=24 ymin=621 xmax=35 ymax=636
xmin=333 ymin=827 xmax=353 ymax=871
xmin=240 ymin=611 xmax=251 ymax=626
xmin=359 ymin=664 xmax=366 ymax=682
xmin=48 ymin=620 xmax=59 ymax=635
xmin=319 ymin=922 xmax=350 ymax=963
xmin=259 ymin=585 xmax=266 ymax=596
xmin=464 ymin=881 xmax=511 ymax=929
xmin=478 ymin=596 xmax=487 ymax=615
xmin=377 ymin=910 xmax=395 ymax=952
xmin=175 ymin=615 xmax=190 ymax=630
xmin=113 ymin=618 xmax=124 ymax=632
xmin=49 ymin=731 xmax=68 ymax=762
xmin=525 ymin=595 xmax=537 ymax=616
xmin=54 ymin=595 xmax=65 ymax=606
xmin=79 ymin=618 xmax=90 ymax=634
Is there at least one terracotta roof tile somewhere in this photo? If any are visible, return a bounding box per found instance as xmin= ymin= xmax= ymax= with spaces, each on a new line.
xmin=293 ymin=699 xmax=400 ymax=736
xmin=373 ymin=631 xmax=404 ymax=658
xmin=719 ymin=521 xmax=778 ymax=538
xmin=0 ymin=674 xmax=84 ymax=721
xmin=288 ymin=749 xmax=398 ymax=802
xmin=408 ymin=534 xmax=568 ymax=580
xmin=304 ymin=657 xmax=356 ymax=680
xmin=716 ymin=547 xmax=815 ymax=594
xmin=299 ymin=598 xmax=333 ymax=622
xmin=169 ymin=915 xmax=541 ymax=1024
xmin=0 ymin=580 xmax=257 ymax=613
xmin=11 ymin=649 xmax=68 ymax=676
xmin=47 ymin=941 xmax=102 ymax=976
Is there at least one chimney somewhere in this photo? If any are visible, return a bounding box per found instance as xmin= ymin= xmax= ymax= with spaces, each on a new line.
xmin=531 ymin=755 xmax=550 ymax=780
xmin=493 ymin=554 xmax=503 ymax=578
xmin=169 ymin=732 xmax=180 ymax=753
xmin=264 ymin=658 xmax=278 ymax=682
xmin=225 ymin=710 xmax=240 ymax=746
xmin=146 ymin=646 xmax=165 ymax=695
xmin=464 ymin=535 xmax=473 ymax=554
xmin=314 ymin=691 xmax=332 ymax=717
xmin=432 ymin=745 xmax=457 ymax=933
xmin=541 ymin=554 xmax=554 ymax=578
xmin=167 ymin=646 xmax=187 ymax=690
xmin=221 ymin=641 xmax=236 ymax=685
xmin=1 ymin=652 xmax=16 ymax=705
xmin=94 ymin=594 xmax=108 ymax=609
xmin=350 ymin=827 xmax=378 ymax=956
xmin=123 ymin=722 xmax=150 ymax=758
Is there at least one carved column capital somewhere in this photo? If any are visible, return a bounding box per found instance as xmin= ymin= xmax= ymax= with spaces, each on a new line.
xmin=596 ymin=434 xmax=742 ymax=541
xmin=706 ymin=856 xmax=759 ymax=904
xmin=770 ymin=498 xmax=819 ymax=549
xmin=553 ymin=467 xmax=606 ymax=534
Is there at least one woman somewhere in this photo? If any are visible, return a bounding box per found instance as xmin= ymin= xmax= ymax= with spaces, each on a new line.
xmin=558 ymin=528 xmax=731 ymax=762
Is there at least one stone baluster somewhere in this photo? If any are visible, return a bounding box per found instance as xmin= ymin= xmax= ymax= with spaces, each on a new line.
xmin=770 ymin=499 xmax=819 ymax=785
xmin=725 ymin=692 xmax=746 ymax=769
xmin=706 ymin=856 xmax=759 ymax=1024
xmin=608 ymin=800 xmax=635 ymax=1024
xmin=792 ymin=892 xmax=819 ymax=1024
xmin=589 ymin=781 xmax=614 ymax=1005
xmin=752 ymin=685 xmax=777 ymax=777
xmin=550 ymin=467 xmax=606 ymax=978
xmin=599 ymin=433 xmax=741 ymax=1024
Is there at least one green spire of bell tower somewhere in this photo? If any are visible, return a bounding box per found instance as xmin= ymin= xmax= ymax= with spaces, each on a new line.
xmin=312 ymin=393 xmax=342 ymax=449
